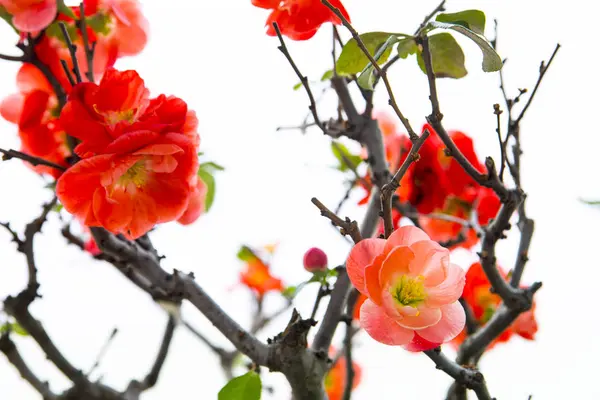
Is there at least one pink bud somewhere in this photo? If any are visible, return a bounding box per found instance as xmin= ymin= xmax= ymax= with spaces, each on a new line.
xmin=303 ymin=247 xmax=328 ymax=272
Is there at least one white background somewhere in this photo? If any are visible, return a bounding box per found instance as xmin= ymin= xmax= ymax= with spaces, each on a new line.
xmin=1 ymin=0 xmax=598 ymax=399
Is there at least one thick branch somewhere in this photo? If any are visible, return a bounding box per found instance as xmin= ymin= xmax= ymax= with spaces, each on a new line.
xmin=0 ymin=334 xmax=57 ymax=400
xmin=425 ymin=348 xmax=492 ymax=400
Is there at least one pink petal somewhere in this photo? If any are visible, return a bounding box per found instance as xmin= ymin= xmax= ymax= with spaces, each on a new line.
xmin=409 ymin=240 xmax=449 ymax=285
xmin=396 ymin=307 xmax=442 ymax=329
xmin=425 ymin=263 xmax=465 ymax=308
xmin=360 ymin=299 xmax=414 ymax=346
xmin=379 ymin=245 xmax=414 ymax=286
xmin=417 ymin=301 xmax=466 ymax=344
xmin=384 ymin=225 xmax=430 ymax=253
xmin=0 ymin=94 xmax=25 ymax=124
xmin=346 ymin=238 xmax=385 ymax=294
xmin=12 ymin=2 xmax=57 ymax=33
xmin=134 ymin=143 xmax=184 ymax=156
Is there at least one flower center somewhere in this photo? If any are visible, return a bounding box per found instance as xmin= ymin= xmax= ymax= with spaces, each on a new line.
xmin=118 ymin=160 xmax=147 ymax=188
xmin=94 ymin=104 xmax=136 ymax=127
xmin=390 ymin=275 xmax=426 ymax=308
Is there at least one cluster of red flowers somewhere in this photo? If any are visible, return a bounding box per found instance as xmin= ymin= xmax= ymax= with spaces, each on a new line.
xmin=1 ymin=1 xmax=206 ymax=239
xmin=251 ymin=0 xmax=350 ymax=40
xmin=237 ymin=244 xmax=284 ymax=298
xmin=1 ymin=0 xmax=148 ymax=179
xmin=451 ymin=262 xmax=538 ymax=349
xmin=361 ymin=113 xmax=502 ymax=250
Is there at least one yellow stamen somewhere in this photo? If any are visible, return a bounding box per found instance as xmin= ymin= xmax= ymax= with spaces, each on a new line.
xmin=390 ymin=275 xmax=427 ymax=308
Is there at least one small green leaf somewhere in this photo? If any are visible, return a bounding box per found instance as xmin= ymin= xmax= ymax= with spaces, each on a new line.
xmin=355 ymin=35 xmax=401 ymax=90
xmin=53 ymin=203 xmax=64 ymax=213
xmin=417 ymin=33 xmax=467 ymax=79
xmin=197 ymin=168 xmax=215 ymax=212
xmin=327 ymin=268 xmax=339 ymax=277
xmin=580 ymin=198 xmax=600 ymax=206
xmin=46 ymin=21 xmax=79 ymax=44
xmin=331 ymin=141 xmax=362 ymax=172
xmin=0 ymin=322 xmax=28 ymax=336
xmin=282 ymin=286 xmax=296 ymax=299
xmin=236 ymin=246 xmax=258 ymax=262
xmin=426 ymin=21 xmax=502 ymax=72
xmin=0 ymin=5 xmax=16 ymax=32
xmin=436 ymin=10 xmax=486 ymax=35
xmin=321 ymin=69 xmax=334 ymax=81
xmin=336 ymin=32 xmax=404 ymax=75
xmin=292 ymin=82 xmax=303 ymax=91
xmin=218 ymin=371 xmax=262 ymax=400
xmin=86 ymin=12 xmax=112 ymax=35
xmin=200 ymin=161 xmax=225 ymax=172
xmin=397 ymin=38 xmax=418 ymax=59
xmin=57 ymin=0 xmax=77 ymax=19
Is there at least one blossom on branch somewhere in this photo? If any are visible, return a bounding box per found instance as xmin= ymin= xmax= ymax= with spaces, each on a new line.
xmin=251 ymin=0 xmax=350 ymax=40
xmin=324 ymin=348 xmax=362 ymax=400
xmin=0 ymin=64 xmax=69 ymax=178
xmin=346 ymin=226 xmax=465 ymax=351
xmin=238 ymin=245 xmax=284 ymax=298
xmin=0 ymin=0 xmax=57 ymax=32
xmin=55 ymin=69 xmax=203 ymax=239
xmin=451 ymin=262 xmax=538 ymax=349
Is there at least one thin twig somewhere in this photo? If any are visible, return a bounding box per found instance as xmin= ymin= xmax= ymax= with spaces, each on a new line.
xmin=273 ymin=22 xmax=326 ymax=133
xmin=494 ymin=104 xmax=506 ymax=181
xmin=78 ymin=2 xmax=95 ymax=82
xmin=380 ymin=129 xmax=429 ymax=237
xmin=414 ymin=0 xmax=446 ymax=35
xmin=321 ymin=0 xmax=417 ymax=140
xmin=58 ymin=22 xmax=83 ymax=84
xmin=0 ymin=148 xmax=67 ymax=172
xmin=87 ymin=328 xmax=118 ymax=377
xmin=311 ymin=198 xmax=362 ymax=244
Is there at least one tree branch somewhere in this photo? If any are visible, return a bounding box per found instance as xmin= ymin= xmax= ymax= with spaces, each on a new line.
xmin=424 ymin=348 xmax=492 ymax=400
xmin=0 ymin=334 xmax=58 ymax=400
xmin=321 ymin=0 xmax=417 ymax=140
xmin=0 ymin=148 xmax=67 ymax=172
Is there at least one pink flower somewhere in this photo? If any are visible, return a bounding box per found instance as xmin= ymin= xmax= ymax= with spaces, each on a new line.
xmin=346 ymin=226 xmax=466 ymax=351
xmin=0 ymin=0 xmax=57 ymax=32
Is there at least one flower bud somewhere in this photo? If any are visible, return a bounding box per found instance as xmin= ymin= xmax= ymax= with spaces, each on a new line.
xmin=303 ymin=247 xmax=328 ymax=273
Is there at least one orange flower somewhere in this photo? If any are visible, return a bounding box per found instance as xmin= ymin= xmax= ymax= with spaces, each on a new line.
xmin=56 ymin=69 xmax=200 ymax=239
xmin=252 ymin=0 xmax=350 ymax=40
xmin=325 ymin=350 xmax=362 ymax=400
xmin=0 ymin=64 xmax=69 ymax=178
xmin=238 ymin=245 xmax=284 ymax=297
xmin=352 ymin=293 xmax=367 ymax=320
xmin=0 ymin=0 xmax=57 ymax=32
xmin=450 ymin=263 xmax=538 ymax=350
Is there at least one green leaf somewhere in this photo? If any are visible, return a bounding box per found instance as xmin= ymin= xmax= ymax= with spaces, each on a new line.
xmin=436 ymin=10 xmax=486 ymax=35
xmin=292 ymin=82 xmax=303 ymax=91
xmin=197 ymin=168 xmax=215 ymax=212
xmin=86 ymin=12 xmax=112 ymax=35
xmin=0 ymin=322 xmax=28 ymax=336
xmin=426 ymin=21 xmax=502 ymax=72
xmin=397 ymin=38 xmax=418 ymax=59
xmin=356 ymin=35 xmax=401 ymax=90
xmin=336 ymin=32 xmax=402 ymax=75
xmin=331 ymin=141 xmax=362 ymax=172
xmin=46 ymin=21 xmax=79 ymax=44
xmin=580 ymin=198 xmax=600 ymax=206
xmin=321 ymin=69 xmax=334 ymax=81
xmin=282 ymin=286 xmax=296 ymax=299
xmin=417 ymin=33 xmax=467 ymax=79
xmin=218 ymin=371 xmax=262 ymax=400
xmin=53 ymin=203 xmax=64 ymax=213
xmin=57 ymin=0 xmax=77 ymax=19
xmin=200 ymin=161 xmax=225 ymax=172
xmin=236 ymin=246 xmax=258 ymax=262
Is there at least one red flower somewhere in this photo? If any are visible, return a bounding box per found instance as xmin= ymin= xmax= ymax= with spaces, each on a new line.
xmin=56 ymin=69 xmax=200 ymax=239
xmin=0 ymin=0 xmax=57 ymax=32
xmin=177 ymin=177 xmax=207 ymax=225
xmin=252 ymin=0 xmax=350 ymax=40
xmin=0 ymin=64 xmax=69 ymax=178
xmin=239 ymin=249 xmax=284 ymax=297
xmin=450 ymin=263 xmax=538 ymax=350
xmin=324 ymin=348 xmax=362 ymax=400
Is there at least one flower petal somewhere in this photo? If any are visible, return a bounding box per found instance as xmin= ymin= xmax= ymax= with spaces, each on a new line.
xmin=403 ymin=332 xmax=440 ymax=352
xmin=396 ymin=307 xmax=442 ymax=329
xmin=360 ymin=299 xmax=414 ymax=346
xmin=11 ymin=1 xmax=57 ymax=32
xmin=346 ymin=238 xmax=385 ymax=294
xmin=384 ymin=225 xmax=430 ymax=253
xmin=379 ymin=245 xmax=414 ymax=286
xmin=425 ymin=263 xmax=465 ymax=308
xmin=409 ymin=240 xmax=449 ymax=286
xmin=417 ymin=301 xmax=466 ymax=344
